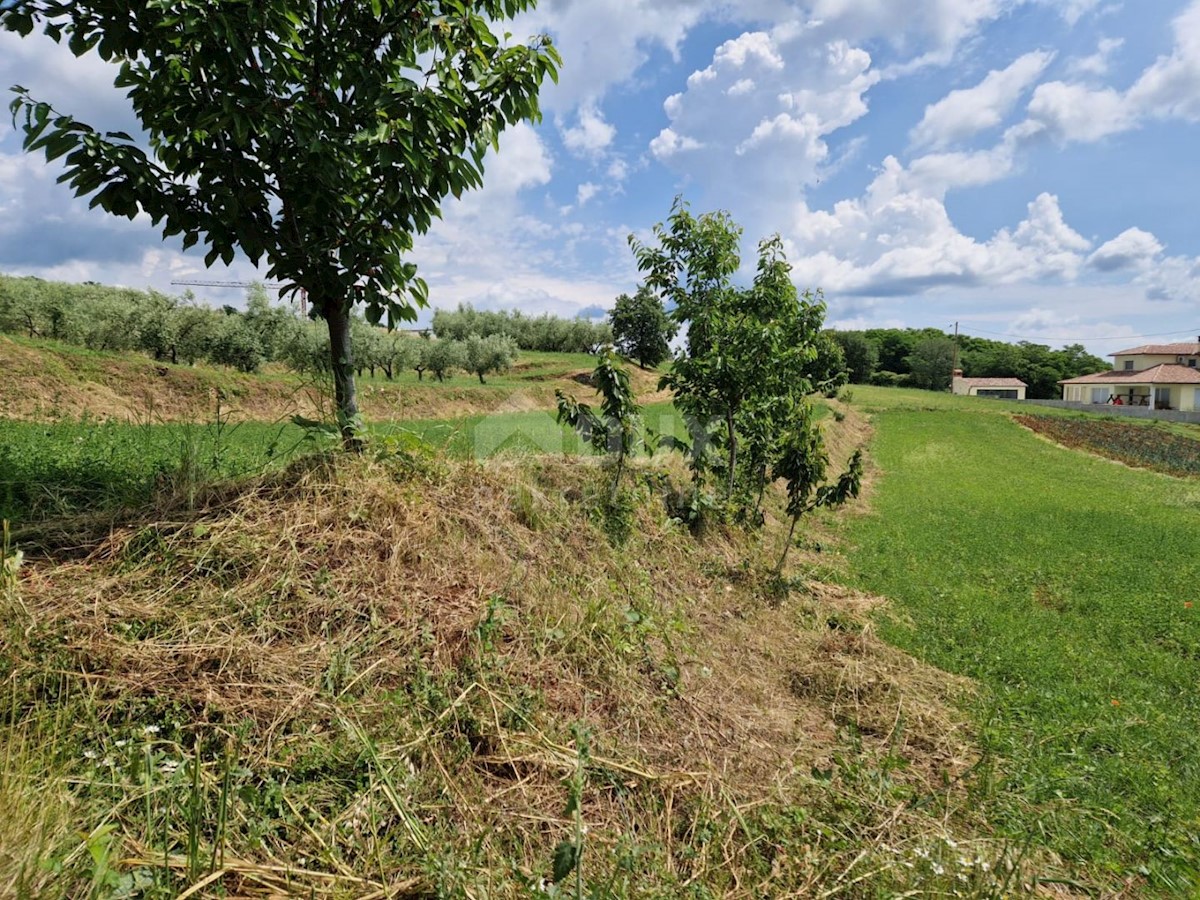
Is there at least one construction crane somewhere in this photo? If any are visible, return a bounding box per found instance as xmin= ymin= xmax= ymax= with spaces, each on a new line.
xmin=171 ymin=279 xmax=307 ymax=316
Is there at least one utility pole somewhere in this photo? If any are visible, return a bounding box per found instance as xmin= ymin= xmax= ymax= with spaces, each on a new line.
xmin=950 ymin=321 xmax=959 ymax=391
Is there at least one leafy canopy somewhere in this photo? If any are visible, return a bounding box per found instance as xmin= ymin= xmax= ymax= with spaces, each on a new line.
xmin=609 ymin=285 xmax=677 ymax=369
xmin=2 ymin=1 xmax=560 ymax=328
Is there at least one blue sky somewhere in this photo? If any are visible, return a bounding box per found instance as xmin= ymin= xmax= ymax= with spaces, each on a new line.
xmin=3 ymin=1 xmax=1200 ymax=356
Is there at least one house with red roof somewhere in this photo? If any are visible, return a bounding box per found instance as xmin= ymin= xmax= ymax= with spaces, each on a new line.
xmin=951 ymin=371 xmax=1027 ymax=399
xmin=1058 ymin=341 xmax=1200 ymax=410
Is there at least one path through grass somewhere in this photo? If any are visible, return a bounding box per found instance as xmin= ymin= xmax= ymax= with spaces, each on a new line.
xmin=837 ymin=404 xmax=1200 ymax=892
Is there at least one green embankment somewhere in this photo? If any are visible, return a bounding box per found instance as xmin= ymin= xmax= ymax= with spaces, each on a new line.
xmin=837 ymin=401 xmax=1200 ymax=891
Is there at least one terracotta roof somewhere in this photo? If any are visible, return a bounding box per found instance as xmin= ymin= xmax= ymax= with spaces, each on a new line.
xmin=954 ymin=377 xmax=1026 ymax=387
xmin=1059 ymin=364 xmax=1200 ymax=385
xmin=1112 ymin=342 xmax=1200 ymax=357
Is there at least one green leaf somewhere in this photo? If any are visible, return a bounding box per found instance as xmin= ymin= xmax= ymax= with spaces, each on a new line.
xmin=550 ymin=840 xmax=578 ymax=884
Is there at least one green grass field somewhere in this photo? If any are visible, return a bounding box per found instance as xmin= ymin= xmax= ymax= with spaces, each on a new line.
xmin=0 ymin=400 xmax=698 ymax=524
xmin=835 ymin=400 xmax=1200 ymax=891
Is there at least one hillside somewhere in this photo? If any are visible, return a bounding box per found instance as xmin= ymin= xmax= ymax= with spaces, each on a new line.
xmin=5 ymin=344 xmax=1190 ymax=896
xmin=1 ymin=420 xmax=1051 ymax=898
xmin=0 ymin=334 xmax=667 ymax=423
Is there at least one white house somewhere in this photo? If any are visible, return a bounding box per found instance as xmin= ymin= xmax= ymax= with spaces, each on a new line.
xmin=1058 ymin=341 xmax=1200 ymax=410
xmin=952 ymin=370 xmax=1027 ymax=400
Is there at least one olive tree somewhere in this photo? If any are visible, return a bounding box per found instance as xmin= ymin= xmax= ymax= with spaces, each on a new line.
xmin=465 ymin=333 xmax=518 ymax=384
xmin=3 ymin=1 xmax=559 ymax=445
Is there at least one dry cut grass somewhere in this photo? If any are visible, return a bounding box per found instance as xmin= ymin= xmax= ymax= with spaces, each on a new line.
xmin=1 ymin=437 xmax=1070 ymax=897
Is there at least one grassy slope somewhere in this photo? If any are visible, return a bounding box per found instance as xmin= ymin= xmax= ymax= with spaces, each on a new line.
xmin=3 ymin=445 xmax=1030 ymax=899
xmin=836 ymin=390 xmax=1200 ymax=892
xmin=0 ymin=335 xmax=667 ymax=424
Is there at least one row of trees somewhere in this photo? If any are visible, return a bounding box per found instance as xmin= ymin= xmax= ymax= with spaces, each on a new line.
xmin=431 ymin=303 xmax=610 ymax=353
xmin=0 ymin=275 xmax=297 ymax=373
xmin=287 ymin=319 xmax=519 ymax=384
xmin=0 ymin=273 xmax=526 ymax=383
xmin=830 ymin=328 xmax=1108 ymax=398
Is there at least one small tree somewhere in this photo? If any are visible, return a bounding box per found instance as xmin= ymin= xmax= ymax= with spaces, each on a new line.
xmin=610 ymin=286 xmax=677 ymax=369
xmin=412 ymin=338 xmax=431 ymax=382
xmin=632 ymin=202 xmax=827 ymax=507
xmin=208 ymin=312 xmax=264 ymax=373
xmin=4 ymin=1 xmax=559 ymax=445
xmin=773 ymin=413 xmax=863 ymax=577
xmin=426 ymin=339 xmax=466 ymax=383
xmin=465 ymin=333 xmax=519 ymax=384
xmin=556 ymin=349 xmax=642 ymax=503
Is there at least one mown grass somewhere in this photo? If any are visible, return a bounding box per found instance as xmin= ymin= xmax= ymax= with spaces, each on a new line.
xmin=0 ymin=401 xmax=698 ymax=525
xmin=2 ymin=447 xmax=1044 ymax=898
xmin=835 ymin=402 xmax=1200 ymax=893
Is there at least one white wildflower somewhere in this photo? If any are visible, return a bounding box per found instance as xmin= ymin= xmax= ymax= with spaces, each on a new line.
xmin=83 ymin=749 xmax=98 ymax=760
xmin=932 ymin=863 xmax=945 ymax=876
xmin=143 ymin=725 xmax=160 ymax=735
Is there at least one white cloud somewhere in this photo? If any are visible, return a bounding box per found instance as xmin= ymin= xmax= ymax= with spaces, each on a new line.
xmin=910 ymin=50 xmax=1054 ymax=149
xmin=1067 ymin=37 xmax=1123 ymax=77
xmin=561 ymin=105 xmax=616 ymax=157
xmin=1024 ymin=1 xmax=1200 ymax=144
xmin=1032 ymin=0 xmax=1104 ymax=26
xmin=1026 ymin=81 xmax=1134 ymax=141
xmin=1088 ymin=228 xmax=1164 ymax=271
xmin=576 ymin=182 xmax=601 ymax=206
xmin=1126 ymin=0 xmax=1200 ymax=122
xmin=478 ymin=123 xmax=553 ymax=196
xmin=649 ymin=127 xmax=702 ymax=159
xmin=807 ymin=0 xmax=1006 ymax=52
xmin=648 ymin=27 xmax=880 ymax=220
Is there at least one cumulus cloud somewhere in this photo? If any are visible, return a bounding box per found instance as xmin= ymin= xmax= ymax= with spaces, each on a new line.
xmin=910 ymin=50 xmax=1054 ymax=148
xmin=1024 ymin=1 xmax=1200 ymax=144
xmin=787 ymin=144 xmax=1092 ymax=298
xmin=1088 ymin=228 xmax=1164 ymax=271
xmin=1027 ymin=81 xmax=1135 ymax=141
xmin=561 ymin=105 xmax=617 ymax=157
xmin=576 ymin=182 xmax=601 ymax=206
xmin=648 ymin=27 xmax=879 ymax=220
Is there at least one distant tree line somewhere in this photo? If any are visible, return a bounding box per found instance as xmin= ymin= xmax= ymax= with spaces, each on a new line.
xmin=0 ymin=274 xmax=530 ymax=384
xmin=829 ymin=328 xmax=1108 ymax=399
xmin=431 ymin=302 xmax=611 ymax=353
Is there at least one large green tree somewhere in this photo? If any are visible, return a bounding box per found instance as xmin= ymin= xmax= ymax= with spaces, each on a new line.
xmin=609 ymin=285 xmax=677 ymax=369
xmin=3 ymin=1 xmax=559 ymax=444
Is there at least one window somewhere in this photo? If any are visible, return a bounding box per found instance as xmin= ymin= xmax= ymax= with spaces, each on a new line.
xmin=977 ymin=389 xmax=1018 ymax=399
xmin=1124 ymin=360 xmax=1135 ymax=370
xmin=1091 ymin=387 xmax=1109 ymax=404
xmin=1155 ymin=387 xmax=1172 ymax=410
xmin=1189 ymin=359 xmax=1197 ymax=368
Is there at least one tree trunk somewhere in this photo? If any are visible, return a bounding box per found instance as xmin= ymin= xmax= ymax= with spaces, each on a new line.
xmin=323 ymin=298 xmax=362 ymax=450
xmin=477 ymin=371 xmax=486 ymax=384
xmin=725 ymin=409 xmax=738 ymax=499
xmin=774 ymin=513 xmax=801 ymax=578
